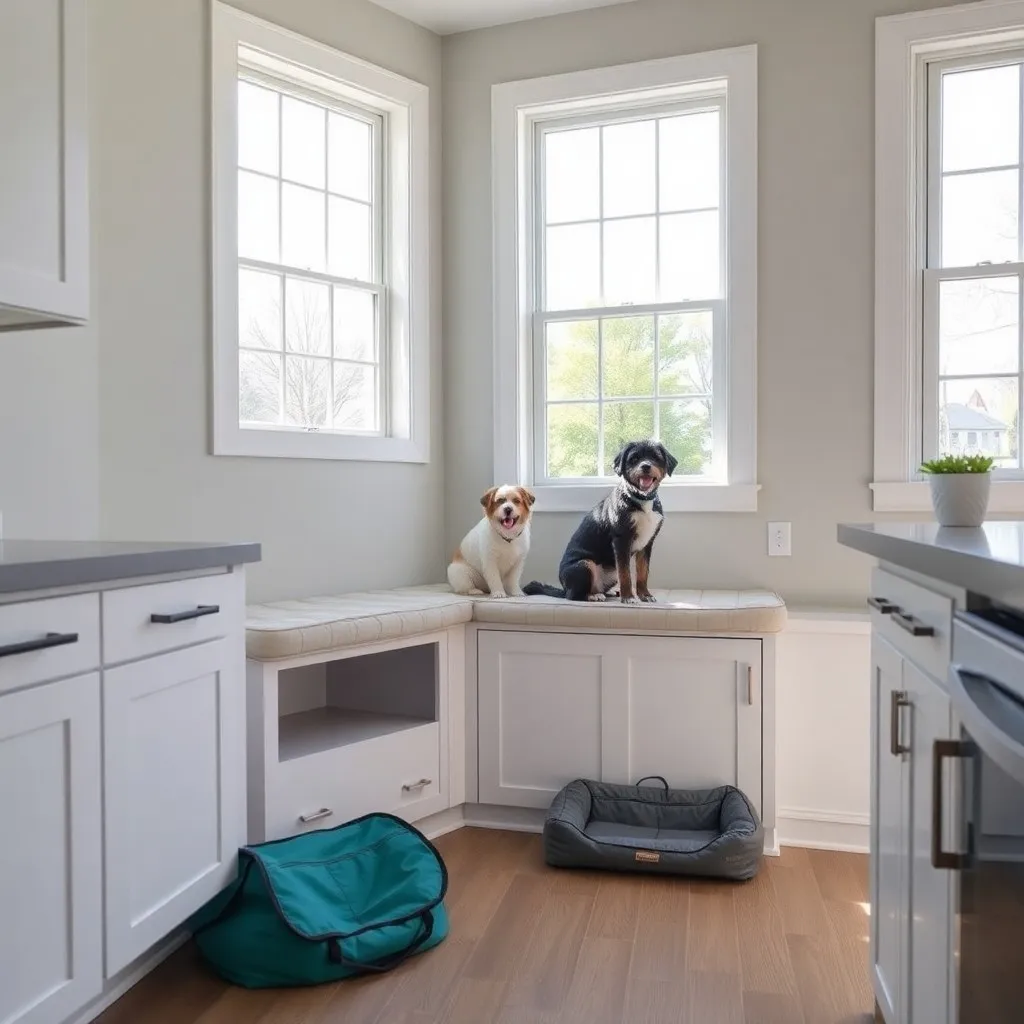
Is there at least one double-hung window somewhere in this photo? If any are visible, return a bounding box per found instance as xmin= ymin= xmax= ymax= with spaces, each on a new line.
xmin=493 ymin=48 xmax=758 ymax=512
xmin=875 ymin=2 xmax=1024 ymax=510
xmin=211 ymin=3 xmax=429 ymax=462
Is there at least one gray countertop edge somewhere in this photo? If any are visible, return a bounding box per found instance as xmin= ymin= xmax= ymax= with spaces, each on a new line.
xmin=0 ymin=542 xmax=262 ymax=595
xmin=837 ymin=524 xmax=1024 ymax=606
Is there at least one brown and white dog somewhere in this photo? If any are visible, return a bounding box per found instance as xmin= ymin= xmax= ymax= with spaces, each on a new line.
xmin=447 ymin=485 xmax=535 ymax=598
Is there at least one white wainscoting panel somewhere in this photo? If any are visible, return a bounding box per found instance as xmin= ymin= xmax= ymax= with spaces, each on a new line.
xmin=776 ymin=611 xmax=871 ymax=852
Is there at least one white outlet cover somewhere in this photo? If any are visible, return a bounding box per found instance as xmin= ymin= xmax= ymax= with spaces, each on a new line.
xmin=768 ymin=521 xmax=791 ymax=557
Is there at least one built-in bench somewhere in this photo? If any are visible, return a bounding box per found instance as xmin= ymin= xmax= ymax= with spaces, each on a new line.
xmin=244 ymin=584 xmax=788 ymax=852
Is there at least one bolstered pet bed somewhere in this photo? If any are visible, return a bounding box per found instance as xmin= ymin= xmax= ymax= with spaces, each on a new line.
xmin=543 ymin=777 xmax=763 ymax=880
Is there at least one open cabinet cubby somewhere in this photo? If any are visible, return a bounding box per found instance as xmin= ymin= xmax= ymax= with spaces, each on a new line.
xmin=276 ymin=642 xmax=439 ymax=762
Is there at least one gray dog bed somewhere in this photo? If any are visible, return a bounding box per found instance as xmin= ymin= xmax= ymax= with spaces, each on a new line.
xmin=543 ymin=777 xmax=763 ymax=880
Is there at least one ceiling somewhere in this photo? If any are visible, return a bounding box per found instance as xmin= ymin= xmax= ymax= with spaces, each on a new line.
xmin=369 ymin=0 xmax=639 ymax=35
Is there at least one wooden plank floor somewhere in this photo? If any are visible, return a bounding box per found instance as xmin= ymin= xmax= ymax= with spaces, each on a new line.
xmin=96 ymin=829 xmax=874 ymax=1024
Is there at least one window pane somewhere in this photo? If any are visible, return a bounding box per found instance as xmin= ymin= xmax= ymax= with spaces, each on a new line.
xmin=238 ymin=82 xmax=278 ymax=176
xmin=328 ymin=112 xmax=372 ymax=202
xmin=660 ymin=211 xmax=719 ymax=299
xmin=602 ymin=316 xmax=654 ymax=398
xmin=238 ymin=171 xmax=279 ymax=262
xmin=547 ymin=403 xmax=599 ymax=477
xmin=285 ymin=356 xmax=329 ymax=427
xmin=545 ymin=127 xmax=599 ymax=224
xmin=238 ymin=268 xmax=282 ymax=350
xmin=546 ymin=223 xmax=600 ymax=310
xmin=546 ymin=320 xmax=598 ymax=400
xmin=239 ymin=351 xmax=281 ymax=424
xmin=328 ymin=196 xmax=372 ymax=280
xmin=333 ymin=287 xmax=375 ymax=362
xmin=939 ymin=276 xmax=1019 ymax=376
xmin=603 ymin=120 xmax=655 ymax=218
xmin=285 ymin=277 xmax=330 ymax=356
xmin=333 ymin=362 xmax=376 ymax=430
xmin=942 ymin=65 xmax=1019 ymax=173
xmin=941 ymin=169 xmax=1018 ymax=267
xmin=603 ymin=402 xmax=655 ymax=474
xmin=603 ymin=217 xmax=656 ymax=305
xmin=281 ymin=183 xmax=326 ymax=271
xmin=659 ymin=399 xmax=712 ymax=475
xmin=659 ymin=111 xmax=719 ymax=211
xmin=281 ymin=96 xmax=326 ymax=189
xmin=938 ymin=376 xmax=1018 ymax=465
xmin=658 ymin=311 xmax=713 ymax=395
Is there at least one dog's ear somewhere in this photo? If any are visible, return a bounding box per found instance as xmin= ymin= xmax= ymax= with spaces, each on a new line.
xmin=612 ymin=442 xmax=635 ymax=477
xmin=479 ymin=486 xmax=498 ymax=511
xmin=656 ymin=443 xmax=678 ymax=477
xmin=518 ymin=487 xmax=536 ymax=507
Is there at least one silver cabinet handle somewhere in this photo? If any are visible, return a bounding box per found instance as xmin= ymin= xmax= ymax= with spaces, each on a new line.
xmin=890 ymin=689 xmax=911 ymax=756
xmin=402 ymin=778 xmax=432 ymax=793
xmin=892 ymin=610 xmax=935 ymax=637
xmin=299 ymin=808 xmax=333 ymax=824
xmin=747 ymin=665 xmax=754 ymax=706
xmin=932 ymin=739 xmax=971 ymax=870
xmin=867 ymin=597 xmax=899 ymax=614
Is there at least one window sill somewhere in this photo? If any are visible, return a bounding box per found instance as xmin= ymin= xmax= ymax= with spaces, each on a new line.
xmin=870 ymin=480 xmax=1024 ymax=514
xmin=213 ymin=425 xmax=428 ymax=463
xmin=532 ymin=482 xmax=760 ymax=513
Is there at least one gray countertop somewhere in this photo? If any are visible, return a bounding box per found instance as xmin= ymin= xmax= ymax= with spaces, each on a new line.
xmin=838 ymin=522 xmax=1024 ymax=608
xmin=0 ymin=540 xmax=262 ymax=594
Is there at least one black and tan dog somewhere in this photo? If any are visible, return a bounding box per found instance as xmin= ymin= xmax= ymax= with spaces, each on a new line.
xmin=524 ymin=439 xmax=677 ymax=603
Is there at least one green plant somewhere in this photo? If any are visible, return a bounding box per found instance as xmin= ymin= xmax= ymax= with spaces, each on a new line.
xmin=920 ymin=454 xmax=995 ymax=474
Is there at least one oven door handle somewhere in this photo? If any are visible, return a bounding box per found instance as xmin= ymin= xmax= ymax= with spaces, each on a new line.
xmin=949 ymin=662 xmax=1024 ymax=790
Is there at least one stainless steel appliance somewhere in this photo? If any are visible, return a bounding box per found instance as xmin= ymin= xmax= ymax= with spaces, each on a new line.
xmin=941 ymin=612 xmax=1024 ymax=1024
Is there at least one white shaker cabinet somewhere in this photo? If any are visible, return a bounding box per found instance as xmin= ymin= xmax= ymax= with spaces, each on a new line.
xmin=477 ymin=630 xmax=762 ymax=813
xmin=0 ymin=673 xmax=102 ymax=1024
xmin=0 ymin=0 xmax=89 ymax=329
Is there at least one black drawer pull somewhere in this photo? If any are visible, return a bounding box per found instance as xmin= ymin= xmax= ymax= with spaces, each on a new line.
xmin=150 ymin=604 xmax=220 ymax=624
xmin=867 ymin=597 xmax=899 ymax=614
xmin=0 ymin=631 xmax=79 ymax=659
xmin=893 ymin=610 xmax=935 ymax=637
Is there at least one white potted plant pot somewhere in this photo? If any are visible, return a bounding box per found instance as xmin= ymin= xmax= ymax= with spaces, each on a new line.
xmin=928 ymin=472 xmax=991 ymax=527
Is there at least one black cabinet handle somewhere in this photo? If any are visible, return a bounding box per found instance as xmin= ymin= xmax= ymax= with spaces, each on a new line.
xmin=150 ymin=604 xmax=220 ymax=624
xmin=893 ymin=610 xmax=935 ymax=637
xmin=867 ymin=597 xmax=899 ymax=614
xmin=0 ymin=631 xmax=79 ymax=659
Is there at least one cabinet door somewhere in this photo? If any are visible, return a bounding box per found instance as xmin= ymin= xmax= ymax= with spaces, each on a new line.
xmin=0 ymin=0 xmax=88 ymax=326
xmin=478 ymin=631 xmax=607 ymax=808
xmin=104 ymin=640 xmax=245 ymax=974
xmin=611 ymin=636 xmax=762 ymax=810
xmin=871 ymin=634 xmax=910 ymax=1024
xmin=0 ymin=674 xmax=101 ymax=1024
xmin=904 ymin=660 xmax=953 ymax=1024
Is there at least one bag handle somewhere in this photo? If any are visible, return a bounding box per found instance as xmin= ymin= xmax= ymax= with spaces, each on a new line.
xmin=635 ymin=775 xmax=669 ymax=791
xmin=327 ymin=910 xmax=435 ymax=974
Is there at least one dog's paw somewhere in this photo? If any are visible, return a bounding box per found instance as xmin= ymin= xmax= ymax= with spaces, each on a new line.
xmin=467 ymin=588 xmax=485 ymax=596
xmin=489 ymin=590 xmax=508 ymax=599
xmin=587 ymin=593 xmax=607 ymax=602
xmin=507 ymin=587 xmax=525 ymax=597
xmin=639 ymin=593 xmax=657 ymax=603
xmin=621 ymin=595 xmax=641 ymax=605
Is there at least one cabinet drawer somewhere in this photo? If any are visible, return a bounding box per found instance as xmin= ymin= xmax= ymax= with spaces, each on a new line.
xmin=870 ymin=567 xmax=952 ymax=681
xmin=102 ymin=572 xmax=241 ymax=665
xmin=266 ymin=723 xmax=445 ymax=841
xmin=0 ymin=594 xmax=99 ymax=694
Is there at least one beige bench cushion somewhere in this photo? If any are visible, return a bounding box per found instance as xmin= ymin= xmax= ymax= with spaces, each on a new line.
xmin=246 ymin=585 xmax=787 ymax=661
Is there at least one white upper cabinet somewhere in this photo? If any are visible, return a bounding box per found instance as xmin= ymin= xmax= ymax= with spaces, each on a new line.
xmin=0 ymin=0 xmax=88 ymax=329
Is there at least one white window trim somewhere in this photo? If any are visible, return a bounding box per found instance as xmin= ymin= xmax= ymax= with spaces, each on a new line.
xmin=874 ymin=0 xmax=1024 ymax=511
xmin=492 ymin=47 xmax=759 ymax=513
xmin=210 ymin=2 xmax=430 ymax=463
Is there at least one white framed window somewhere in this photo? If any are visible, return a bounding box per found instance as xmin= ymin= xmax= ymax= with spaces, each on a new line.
xmin=493 ymin=48 xmax=758 ymax=512
xmin=210 ymin=3 xmax=429 ymax=462
xmin=874 ymin=1 xmax=1024 ymax=510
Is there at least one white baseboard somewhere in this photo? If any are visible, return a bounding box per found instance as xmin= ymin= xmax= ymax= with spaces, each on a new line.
xmin=778 ymin=807 xmax=869 ymax=853
xmin=415 ymin=804 xmax=467 ymax=839
xmin=464 ymin=803 xmax=547 ymax=832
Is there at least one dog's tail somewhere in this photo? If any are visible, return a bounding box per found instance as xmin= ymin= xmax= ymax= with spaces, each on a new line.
xmin=522 ymin=581 xmax=566 ymax=598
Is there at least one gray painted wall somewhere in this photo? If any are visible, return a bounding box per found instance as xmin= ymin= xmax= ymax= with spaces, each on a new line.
xmin=92 ymin=0 xmax=444 ymax=602
xmin=441 ymin=0 xmax=970 ymax=608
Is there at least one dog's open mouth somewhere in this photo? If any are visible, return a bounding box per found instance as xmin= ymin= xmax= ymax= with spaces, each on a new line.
xmin=637 ymin=473 xmax=656 ymax=491
xmin=501 ymin=514 xmax=519 ymax=530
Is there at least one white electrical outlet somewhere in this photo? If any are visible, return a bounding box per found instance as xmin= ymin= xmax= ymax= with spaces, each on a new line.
xmin=768 ymin=521 xmax=791 ymax=557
